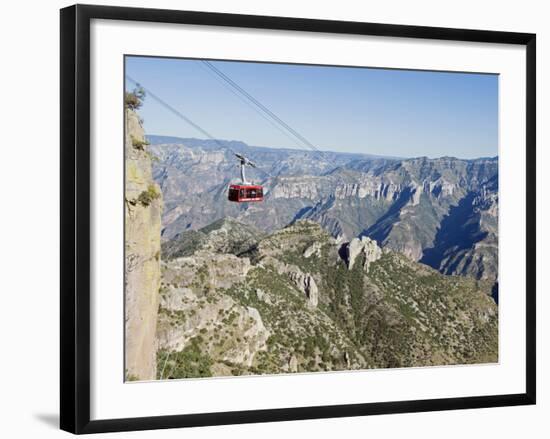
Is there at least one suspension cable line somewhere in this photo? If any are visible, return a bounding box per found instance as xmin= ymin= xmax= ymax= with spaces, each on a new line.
xmin=197 ymin=62 xmax=305 ymax=150
xmin=125 ymin=75 xmax=275 ymax=181
xmin=200 ymin=61 xmax=329 ymax=161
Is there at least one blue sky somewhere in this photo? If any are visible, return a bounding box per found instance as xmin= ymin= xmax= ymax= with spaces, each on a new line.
xmin=125 ymin=56 xmax=498 ymax=159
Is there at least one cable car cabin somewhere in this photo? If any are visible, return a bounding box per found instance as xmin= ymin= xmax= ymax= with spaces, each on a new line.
xmin=228 ymin=184 xmax=264 ymax=203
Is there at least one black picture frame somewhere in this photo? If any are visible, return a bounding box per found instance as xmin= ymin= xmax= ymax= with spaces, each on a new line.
xmin=60 ymin=4 xmax=536 ymax=434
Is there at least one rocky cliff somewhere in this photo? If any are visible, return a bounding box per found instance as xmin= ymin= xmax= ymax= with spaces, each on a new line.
xmin=420 ymin=175 xmax=498 ymax=281
xmin=155 ymin=219 xmax=497 ymax=378
xmin=125 ymin=109 xmax=163 ymax=381
xmin=148 ymin=137 xmax=498 ymax=283
xmin=161 ymin=217 xmax=264 ymax=260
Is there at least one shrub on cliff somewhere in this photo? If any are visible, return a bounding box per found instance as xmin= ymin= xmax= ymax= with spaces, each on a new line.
xmin=138 ymin=184 xmax=161 ymax=207
xmin=125 ymin=86 xmax=146 ymax=110
xmin=131 ymin=135 xmax=150 ymax=150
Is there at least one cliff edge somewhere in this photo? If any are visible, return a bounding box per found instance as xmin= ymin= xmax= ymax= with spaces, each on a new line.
xmin=125 ymin=108 xmax=163 ymax=381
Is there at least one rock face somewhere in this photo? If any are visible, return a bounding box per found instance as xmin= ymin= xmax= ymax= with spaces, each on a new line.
xmin=303 ymin=242 xmax=322 ymax=258
xmin=155 ymin=218 xmax=497 ymax=379
xmin=156 ymin=252 xmax=270 ymax=377
xmin=295 ymin=273 xmax=319 ymax=308
xmin=421 ymin=175 xmax=498 ymax=282
xmin=148 ymin=137 xmax=498 ymax=283
xmin=345 ymin=236 xmax=382 ymax=271
xmin=161 ymin=217 xmax=264 ymax=260
xmin=125 ymin=109 xmax=163 ymax=381
xmin=267 ymin=258 xmax=319 ymax=308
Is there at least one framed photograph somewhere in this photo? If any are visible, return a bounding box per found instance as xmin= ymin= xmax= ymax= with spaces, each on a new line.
xmin=60 ymin=4 xmax=536 ymax=434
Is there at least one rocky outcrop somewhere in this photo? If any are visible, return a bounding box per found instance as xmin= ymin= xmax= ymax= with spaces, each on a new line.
xmin=270 ymin=176 xmax=323 ymax=199
xmin=345 ymin=236 xmax=382 ymax=272
xmin=154 ymin=217 xmax=497 ymax=378
xmin=125 ymin=109 xmax=163 ymax=381
xmin=162 ymin=217 xmax=264 ymax=259
xmin=420 ymin=176 xmax=498 ymax=283
xmin=303 ymin=241 xmax=322 ymax=258
xmin=262 ymin=256 xmax=319 ymax=308
xmin=288 ymin=355 xmax=298 ymax=373
xmin=289 ymin=271 xmax=319 ymax=308
xmin=162 ymin=251 xmax=251 ymax=291
xmin=156 ymin=252 xmax=269 ymax=375
xmin=157 ymin=283 xmax=270 ymax=369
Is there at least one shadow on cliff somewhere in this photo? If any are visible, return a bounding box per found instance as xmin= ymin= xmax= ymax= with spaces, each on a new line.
xmin=360 ymin=186 xmax=414 ymax=242
xmin=420 ymin=192 xmax=486 ymax=272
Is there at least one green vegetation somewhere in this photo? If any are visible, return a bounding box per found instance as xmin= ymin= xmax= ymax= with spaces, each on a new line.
xmin=125 ymin=86 xmax=145 ymax=110
xmin=155 ymin=220 xmax=498 ymax=378
xmin=162 ymin=230 xmax=206 ymax=259
xmin=131 ymin=135 xmax=150 ymax=150
xmin=157 ymin=338 xmax=212 ymax=379
xmin=137 ymin=184 xmax=160 ymax=207
xmin=366 ymin=252 xmax=498 ymax=365
xmin=158 ymin=307 xmax=187 ymax=325
xmin=125 ymin=372 xmax=140 ymax=382
xmin=223 ymin=265 xmax=362 ymax=373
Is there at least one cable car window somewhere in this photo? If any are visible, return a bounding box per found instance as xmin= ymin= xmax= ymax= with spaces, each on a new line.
xmin=228 ymin=188 xmax=238 ymax=201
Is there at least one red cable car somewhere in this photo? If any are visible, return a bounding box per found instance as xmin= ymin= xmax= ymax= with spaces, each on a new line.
xmin=228 ymin=153 xmax=264 ymax=203
xmin=228 ymin=184 xmax=263 ymax=202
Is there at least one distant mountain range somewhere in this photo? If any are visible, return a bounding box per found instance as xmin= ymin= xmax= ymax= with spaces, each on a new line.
xmin=147 ymin=135 xmax=403 ymax=161
xmin=148 ymin=135 xmax=498 ymax=284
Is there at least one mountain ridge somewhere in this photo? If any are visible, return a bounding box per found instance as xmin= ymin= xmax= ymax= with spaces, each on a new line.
xmin=147 ymin=134 xmax=405 ymax=161
xmin=149 ymin=137 xmax=498 ymax=284
xmin=156 ymin=219 xmax=498 ymax=378
xmin=147 ymin=134 xmax=497 ymax=162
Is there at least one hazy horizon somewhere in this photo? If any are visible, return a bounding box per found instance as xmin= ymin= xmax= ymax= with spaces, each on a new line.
xmin=146 ymin=133 xmax=498 ymax=161
xmin=127 ymin=56 xmax=498 ymax=160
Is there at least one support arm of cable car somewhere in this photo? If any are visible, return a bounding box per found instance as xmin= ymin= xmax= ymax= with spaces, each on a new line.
xmin=228 ymin=153 xmax=263 ymax=203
